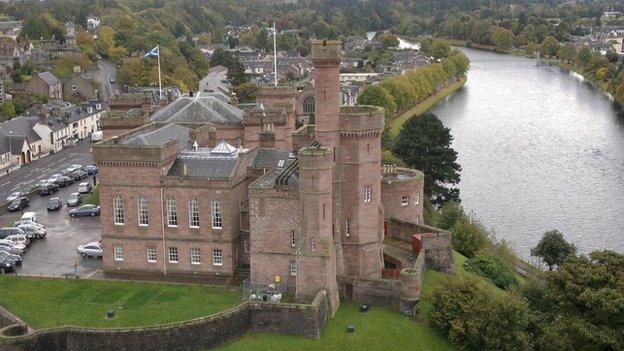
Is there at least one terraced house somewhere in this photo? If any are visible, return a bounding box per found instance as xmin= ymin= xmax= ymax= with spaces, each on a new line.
xmin=95 ymin=40 xmax=450 ymax=313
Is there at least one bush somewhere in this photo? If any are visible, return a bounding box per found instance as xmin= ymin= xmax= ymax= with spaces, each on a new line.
xmin=429 ymin=275 xmax=532 ymax=351
xmin=451 ymin=217 xmax=489 ymax=258
xmin=435 ymin=201 xmax=465 ymax=230
xmin=466 ymin=254 xmax=518 ymax=289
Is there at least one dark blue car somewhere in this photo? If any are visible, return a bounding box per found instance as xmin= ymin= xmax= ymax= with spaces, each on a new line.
xmin=85 ymin=165 xmax=99 ymax=175
xmin=69 ymin=204 xmax=100 ymax=217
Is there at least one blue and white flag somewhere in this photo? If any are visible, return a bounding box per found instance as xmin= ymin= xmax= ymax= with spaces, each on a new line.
xmin=144 ymin=46 xmax=159 ymax=58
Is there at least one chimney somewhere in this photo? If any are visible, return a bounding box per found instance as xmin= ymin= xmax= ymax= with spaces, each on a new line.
xmin=73 ymin=65 xmax=81 ymax=74
xmin=37 ymin=111 xmax=46 ymax=124
xmin=167 ymin=90 xmax=173 ymax=103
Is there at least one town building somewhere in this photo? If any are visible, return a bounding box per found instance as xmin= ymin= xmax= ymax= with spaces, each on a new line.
xmin=23 ymin=71 xmax=63 ymax=99
xmin=199 ymin=65 xmax=230 ymax=95
xmin=63 ymin=67 xmax=97 ymax=102
xmin=94 ymin=40 xmax=451 ymax=314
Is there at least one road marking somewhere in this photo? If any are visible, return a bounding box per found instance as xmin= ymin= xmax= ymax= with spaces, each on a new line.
xmin=1 ymin=181 xmax=8 ymax=187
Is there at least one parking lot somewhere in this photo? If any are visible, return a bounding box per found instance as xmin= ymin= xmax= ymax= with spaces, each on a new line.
xmin=0 ymin=144 xmax=103 ymax=278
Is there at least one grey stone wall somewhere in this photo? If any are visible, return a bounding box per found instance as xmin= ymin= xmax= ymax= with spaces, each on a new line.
xmin=0 ymin=307 xmax=19 ymax=329
xmin=0 ymin=290 xmax=330 ymax=351
xmin=337 ymin=276 xmax=402 ymax=310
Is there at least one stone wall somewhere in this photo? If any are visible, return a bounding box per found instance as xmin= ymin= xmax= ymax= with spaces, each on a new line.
xmin=337 ymin=276 xmax=401 ymax=310
xmin=0 ymin=307 xmax=20 ymax=329
xmin=0 ymin=290 xmax=330 ymax=351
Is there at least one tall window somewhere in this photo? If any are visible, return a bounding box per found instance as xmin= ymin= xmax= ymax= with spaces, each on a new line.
xmin=290 ymin=260 xmax=297 ymax=276
xmin=414 ymin=194 xmax=420 ymax=205
xmin=211 ymin=198 xmax=222 ymax=229
xmin=168 ymin=247 xmax=178 ymax=263
xmin=303 ymin=95 xmax=315 ymax=114
xmin=188 ymin=198 xmax=200 ymax=228
xmin=114 ymin=245 xmax=124 ymax=261
xmin=345 ymin=219 xmax=350 ymax=237
xmin=113 ymin=196 xmax=124 ymax=225
xmin=147 ymin=247 xmax=157 ymax=262
xmin=138 ymin=196 xmax=148 ymax=226
xmin=212 ymin=249 xmax=223 ymax=266
xmin=166 ymin=198 xmax=178 ymax=227
xmin=363 ymin=186 xmax=372 ymax=203
xmin=291 ymin=230 xmax=296 ymax=247
xmin=190 ymin=248 xmax=201 ymax=265
xmin=401 ymin=195 xmax=409 ymax=207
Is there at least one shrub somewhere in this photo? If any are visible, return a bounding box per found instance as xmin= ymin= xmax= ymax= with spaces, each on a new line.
xmin=466 ymin=254 xmax=518 ymax=289
xmin=435 ymin=201 xmax=465 ymax=230
xmin=429 ymin=275 xmax=532 ymax=351
xmin=451 ymin=217 xmax=489 ymax=258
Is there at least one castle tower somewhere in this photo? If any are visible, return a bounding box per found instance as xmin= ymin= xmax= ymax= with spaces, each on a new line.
xmin=297 ymin=146 xmax=339 ymax=314
xmin=311 ymin=40 xmax=341 ymax=150
xmin=339 ymin=106 xmax=385 ymax=278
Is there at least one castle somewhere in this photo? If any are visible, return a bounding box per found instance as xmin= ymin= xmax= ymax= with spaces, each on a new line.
xmin=94 ymin=40 xmax=453 ymax=314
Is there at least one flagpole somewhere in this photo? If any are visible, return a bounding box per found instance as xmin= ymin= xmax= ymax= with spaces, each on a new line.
xmin=157 ymin=44 xmax=162 ymax=100
xmin=273 ymin=23 xmax=277 ymax=87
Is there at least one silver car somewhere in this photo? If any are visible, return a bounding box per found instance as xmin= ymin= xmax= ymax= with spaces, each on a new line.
xmin=6 ymin=192 xmax=24 ymax=202
xmin=77 ymin=242 xmax=102 ymax=258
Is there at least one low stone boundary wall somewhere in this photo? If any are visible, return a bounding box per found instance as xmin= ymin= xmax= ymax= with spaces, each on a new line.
xmin=337 ymin=276 xmax=401 ymax=311
xmin=0 ymin=290 xmax=330 ymax=351
xmin=0 ymin=307 xmax=20 ymax=329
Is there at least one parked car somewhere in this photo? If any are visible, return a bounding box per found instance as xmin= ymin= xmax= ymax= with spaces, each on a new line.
xmin=67 ymin=164 xmax=83 ymax=173
xmin=5 ymin=234 xmax=30 ymax=248
xmin=0 ymin=250 xmax=21 ymax=267
xmin=0 ymin=227 xmax=26 ymax=240
xmin=85 ymin=165 xmax=98 ymax=175
xmin=13 ymin=221 xmax=45 ymax=233
xmin=57 ymin=176 xmax=75 ymax=187
xmin=40 ymin=183 xmax=59 ymax=195
xmin=35 ymin=180 xmax=49 ymax=188
xmin=69 ymin=170 xmax=87 ymax=181
xmin=0 ymin=239 xmax=26 ymax=251
xmin=67 ymin=193 xmax=82 ymax=207
xmin=77 ymin=182 xmax=92 ymax=194
xmin=0 ymin=255 xmax=17 ymax=273
xmin=8 ymin=197 xmax=29 ymax=212
xmin=6 ymin=192 xmax=24 ymax=203
xmin=0 ymin=241 xmax=25 ymax=255
xmin=47 ymin=197 xmax=62 ymax=211
xmin=69 ymin=204 xmax=100 ymax=217
xmin=48 ymin=174 xmax=63 ymax=184
xmin=77 ymin=242 xmax=102 ymax=258
xmin=15 ymin=224 xmax=45 ymax=239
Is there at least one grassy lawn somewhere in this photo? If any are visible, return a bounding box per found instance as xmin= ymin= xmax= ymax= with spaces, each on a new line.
xmin=83 ymin=185 xmax=99 ymax=205
xmin=218 ymin=302 xmax=456 ymax=351
xmin=389 ymin=76 xmax=467 ymax=138
xmin=0 ymin=276 xmax=241 ymax=328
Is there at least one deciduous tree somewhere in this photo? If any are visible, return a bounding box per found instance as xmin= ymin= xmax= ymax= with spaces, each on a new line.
xmin=530 ymin=229 xmax=576 ymax=270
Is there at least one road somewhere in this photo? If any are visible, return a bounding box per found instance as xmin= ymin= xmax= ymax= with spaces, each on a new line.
xmin=0 ymin=142 xmax=94 ymax=202
xmin=91 ymin=59 xmax=118 ymax=109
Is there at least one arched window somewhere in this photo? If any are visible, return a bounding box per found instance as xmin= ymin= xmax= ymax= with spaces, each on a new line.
xmin=211 ymin=198 xmax=222 ymax=229
xmin=303 ymin=95 xmax=315 ymax=114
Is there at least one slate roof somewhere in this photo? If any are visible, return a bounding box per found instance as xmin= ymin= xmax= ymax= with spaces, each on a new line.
xmin=251 ymin=148 xmax=295 ymax=170
xmin=150 ymin=92 xmax=243 ymax=124
xmin=38 ymin=71 xmax=61 ymax=86
xmin=167 ymin=141 xmax=240 ymax=178
xmin=6 ymin=136 xmax=25 ymax=155
xmin=122 ymin=123 xmax=191 ymax=147
xmin=0 ymin=116 xmax=40 ymax=144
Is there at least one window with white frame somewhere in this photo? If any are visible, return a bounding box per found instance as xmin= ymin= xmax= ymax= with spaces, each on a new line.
xmin=345 ymin=219 xmax=350 ymax=237
xmin=401 ymin=195 xmax=409 ymax=207
xmin=188 ymin=198 xmax=200 ymax=228
xmin=363 ymin=186 xmax=372 ymax=203
xmin=166 ymin=198 xmax=178 ymax=227
xmin=138 ymin=196 xmax=148 ymax=226
xmin=114 ymin=245 xmax=124 ymax=261
xmin=147 ymin=246 xmax=157 ymax=262
xmin=190 ymin=248 xmax=201 ymax=265
xmin=414 ymin=194 xmax=420 ymax=205
xmin=168 ymin=247 xmax=178 ymax=263
xmin=291 ymin=230 xmax=296 ymax=247
xmin=211 ymin=198 xmax=222 ymax=229
xmin=113 ymin=196 xmax=124 ymax=225
xmin=290 ymin=260 xmax=297 ymax=276
xmin=212 ymin=249 xmax=223 ymax=266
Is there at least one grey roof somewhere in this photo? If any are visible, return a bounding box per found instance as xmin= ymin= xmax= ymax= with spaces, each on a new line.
xmin=167 ymin=142 xmax=241 ymax=178
xmin=252 ymin=148 xmax=295 ymax=170
xmin=0 ymin=116 xmax=40 ymax=145
xmin=150 ymin=92 xmax=243 ymax=124
xmin=122 ymin=124 xmax=191 ymax=147
xmin=6 ymin=136 xmax=25 ymax=155
xmin=38 ymin=71 xmax=61 ymax=86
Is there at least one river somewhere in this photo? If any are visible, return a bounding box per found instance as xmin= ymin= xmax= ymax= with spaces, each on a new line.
xmin=429 ymin=47 xmax=624 ymax=257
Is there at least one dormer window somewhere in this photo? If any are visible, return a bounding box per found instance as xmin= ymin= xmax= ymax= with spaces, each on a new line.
xmin=277 ymin=160 xmax=285 ymax=167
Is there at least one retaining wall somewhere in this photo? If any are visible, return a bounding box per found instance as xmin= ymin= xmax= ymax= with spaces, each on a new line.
xmin=0 ymin=290 xmax=330 ymax=351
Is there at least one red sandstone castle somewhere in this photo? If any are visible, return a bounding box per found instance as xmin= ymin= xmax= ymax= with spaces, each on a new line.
xmin=94 ymin=40 xmax=452 ymax=313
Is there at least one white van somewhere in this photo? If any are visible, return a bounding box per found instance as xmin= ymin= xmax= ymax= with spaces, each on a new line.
xmin=21 ymin=212 xmax=38 ymax=224
xmin=91 ymin=131 xmax=103 ymax=143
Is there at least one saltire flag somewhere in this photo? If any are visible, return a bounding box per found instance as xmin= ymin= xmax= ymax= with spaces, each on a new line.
xmin=144 ymin=46 xmax=159 ymax=58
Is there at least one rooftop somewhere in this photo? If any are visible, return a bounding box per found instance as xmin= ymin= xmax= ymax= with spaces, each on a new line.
xmin=122 ymin=123 xmax=191 ymax=147
xmin=150 ymin=92 xmax=243 ymax=124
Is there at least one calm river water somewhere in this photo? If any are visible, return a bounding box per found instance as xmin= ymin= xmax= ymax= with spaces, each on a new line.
xmin=429 ymin=48 xmax=624 ymax=257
